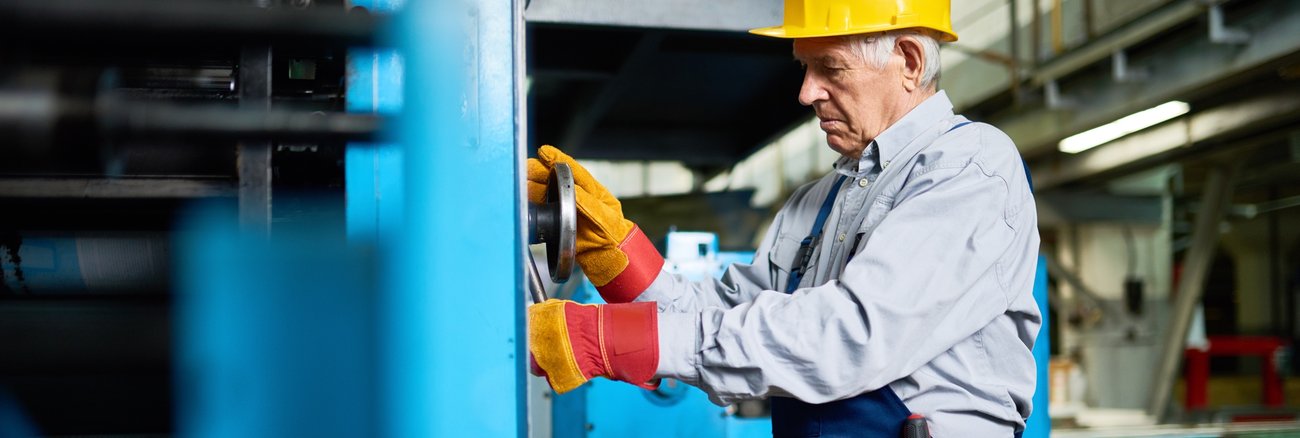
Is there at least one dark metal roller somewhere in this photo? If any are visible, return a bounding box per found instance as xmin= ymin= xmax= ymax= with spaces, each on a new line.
xmin=525 ymin=163 xmax=577 ymax=302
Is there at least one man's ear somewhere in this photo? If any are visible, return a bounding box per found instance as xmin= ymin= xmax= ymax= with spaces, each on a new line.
xmin=896 ymin=36 xmax=925 ymax=92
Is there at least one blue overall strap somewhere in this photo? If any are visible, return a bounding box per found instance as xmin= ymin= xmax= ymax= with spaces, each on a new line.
xmin=785 ymin=175 xmax=849 ymax=294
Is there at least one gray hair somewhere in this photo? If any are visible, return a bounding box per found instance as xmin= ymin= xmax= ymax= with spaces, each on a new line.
xmin=846 ymin=29 xmax=943 ymax=90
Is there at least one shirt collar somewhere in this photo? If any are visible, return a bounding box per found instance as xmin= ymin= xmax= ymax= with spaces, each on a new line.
xmin=833 ymin=145 xmax=872 ymax=177
xmin=847 ymin=90 xmax=955 ymax=172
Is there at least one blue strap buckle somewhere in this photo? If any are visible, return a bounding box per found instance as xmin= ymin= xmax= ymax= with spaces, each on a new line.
xmin=792 ymin=238 xmax=815 ymax=275
xmin=785 ymin=175 xmax=848 ymax=293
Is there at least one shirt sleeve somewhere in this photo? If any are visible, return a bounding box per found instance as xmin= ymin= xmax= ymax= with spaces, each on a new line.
xmin=656 ymin=158 xmax=1019 ymax=406
xmin=634 ymin=185 xmax=809 ymax=313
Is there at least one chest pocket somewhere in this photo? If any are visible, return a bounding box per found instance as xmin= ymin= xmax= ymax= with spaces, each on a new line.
xmin=768 ymin=233 xmax=818 ymax=292
xmin=858 ymin=196 xmax=895 ymax=236
xmin=848 ymin=195 xmax=895 ymax=260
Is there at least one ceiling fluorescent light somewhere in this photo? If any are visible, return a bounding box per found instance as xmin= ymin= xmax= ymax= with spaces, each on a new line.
xmin=1058 ymin=101 xmax=1190 ymax=154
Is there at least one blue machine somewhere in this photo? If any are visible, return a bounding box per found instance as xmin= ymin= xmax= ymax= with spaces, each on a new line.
xmin=180 ymin=0 xmax=526 ymax=436
xmin=552 ymin=231 xmax=771 ymax=438
xmin=1025 ymin=254 xmax=1051 ymax=438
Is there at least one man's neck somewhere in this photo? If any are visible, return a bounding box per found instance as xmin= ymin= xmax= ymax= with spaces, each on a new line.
xmin=888 ymin=89 xmax=937 ymax=127
xmin=848 ymin=89 xmax=938 ymax=160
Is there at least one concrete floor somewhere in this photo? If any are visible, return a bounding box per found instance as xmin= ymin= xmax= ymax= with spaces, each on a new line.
xmin=1050 ymin=377 xmax=1300 ymax=437
xmin=1054 ymin=421 xmax=1300 ymax=437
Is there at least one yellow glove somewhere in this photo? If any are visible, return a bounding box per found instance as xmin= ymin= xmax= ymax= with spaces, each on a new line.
xmin=528 ymin=145 xmax=663 ymax=302
xmin=528 ymin=299 xmax=659 ymax=394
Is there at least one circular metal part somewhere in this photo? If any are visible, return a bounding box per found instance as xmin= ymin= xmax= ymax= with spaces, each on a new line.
xmin=547 ymin=163 xmax=577 ymax=283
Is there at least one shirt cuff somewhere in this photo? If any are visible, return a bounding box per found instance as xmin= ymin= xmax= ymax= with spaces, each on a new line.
xmin=655 ymin=312 xmax=701 ymax=385
xmin=633 ymin=269 xmax=673 ymax=306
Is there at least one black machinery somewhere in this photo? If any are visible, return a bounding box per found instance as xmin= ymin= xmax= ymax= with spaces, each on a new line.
xmin=0 ymin=0 xmax=387 ymax=434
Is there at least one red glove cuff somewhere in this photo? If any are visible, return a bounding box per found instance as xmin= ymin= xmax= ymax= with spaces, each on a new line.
xmin=556 ymin=302 xmax=660 ymax=390
xmin=597 ymin=226 xmax=665 ymax=303
xmin=601 ymin=302 xmax=659 ymax=389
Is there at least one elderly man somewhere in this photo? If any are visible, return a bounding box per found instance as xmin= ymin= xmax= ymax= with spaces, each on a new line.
xmin=527 ymin=0 xmax=1040 ymax=435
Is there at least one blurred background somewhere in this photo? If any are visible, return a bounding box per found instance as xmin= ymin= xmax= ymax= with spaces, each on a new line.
xmin=0 ymin=0 xmax=1298 ymax=436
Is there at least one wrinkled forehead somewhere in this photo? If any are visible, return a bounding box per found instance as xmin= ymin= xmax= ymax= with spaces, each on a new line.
xmin=791 ymin=35 xmax=868 ymax=63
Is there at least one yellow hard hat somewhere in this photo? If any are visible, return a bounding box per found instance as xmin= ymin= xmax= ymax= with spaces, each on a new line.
xmin=750 ymin=0 xmax=958 ymax=42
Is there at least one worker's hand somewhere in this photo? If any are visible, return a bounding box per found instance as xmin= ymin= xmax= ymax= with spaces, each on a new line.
xmin=528 ymin=145 xmax=664 ymax=302
xmin=528 ymin=299 xmax=660 ymax=394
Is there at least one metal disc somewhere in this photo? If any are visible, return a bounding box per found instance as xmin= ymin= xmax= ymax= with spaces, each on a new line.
xmin=547 ymin=163 xmax=577 ymax=283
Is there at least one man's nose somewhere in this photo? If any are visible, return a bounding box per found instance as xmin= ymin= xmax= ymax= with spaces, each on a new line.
xmin=797 ymin=71 xmax=827 ymax=107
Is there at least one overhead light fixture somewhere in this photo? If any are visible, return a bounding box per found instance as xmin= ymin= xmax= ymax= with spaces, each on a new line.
xmin=1058 ymin=101 xmax=1190 ymax=154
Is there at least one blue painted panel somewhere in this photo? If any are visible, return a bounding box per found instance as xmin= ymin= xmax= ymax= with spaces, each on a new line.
xmin=386 ymin=0 xmax=523 ymax=436
xmin=344 ymin=0 xmax=403 ymax=243
xmin=0 ymin=390 xmax=36 ymax=437
xmin=724 ymin=417 xmax=773 ymax=438
xmin=585 ymin=379 xmax=728 ymax=438
xmin=177 ymin=207 xmax=376 ymax=438
xmin=1024 ymin=254 xmax=1051 ymax=438
xmin=344 ymin=141 xmax=402 ymax=242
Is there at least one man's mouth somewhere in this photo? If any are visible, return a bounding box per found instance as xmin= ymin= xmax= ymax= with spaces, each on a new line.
xmin=818 ymin=118 xmax=841 ymax=131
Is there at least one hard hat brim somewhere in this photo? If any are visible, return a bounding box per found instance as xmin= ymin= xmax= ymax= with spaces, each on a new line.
xmin=748 ymin=25 xmax=958 ymax=43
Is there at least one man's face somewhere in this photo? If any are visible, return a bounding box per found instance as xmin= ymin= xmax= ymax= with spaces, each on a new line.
xmin=793 ymin=37 xmax=903 ymax=159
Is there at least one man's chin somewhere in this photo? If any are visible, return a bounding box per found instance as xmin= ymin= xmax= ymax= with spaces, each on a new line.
xmin=824 ymin=142 xmax=865 ymax=160
xmin=824 ymin=137 xmax=851 ymax=156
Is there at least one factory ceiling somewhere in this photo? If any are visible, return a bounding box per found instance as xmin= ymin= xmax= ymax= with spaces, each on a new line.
xmin=527 ymin=0 xmax=1300 ymax=190
xmin=527 ymin=23 xmax=807 ymax=168
xmin=524 ymin=0 xmax=804 ymax=168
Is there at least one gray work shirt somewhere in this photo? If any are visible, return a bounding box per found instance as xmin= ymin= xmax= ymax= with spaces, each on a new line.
xmin=644 ymin=91 xmax=1041 ymax=436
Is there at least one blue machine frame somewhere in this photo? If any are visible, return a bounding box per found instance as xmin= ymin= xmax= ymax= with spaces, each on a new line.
xmin=378 ymin=0 xmax=526 ymax=435
xmin=1025 ymin=254 xmax=1051 ymax=438
xmin=181 ymin=0 xmax=526 ymax=436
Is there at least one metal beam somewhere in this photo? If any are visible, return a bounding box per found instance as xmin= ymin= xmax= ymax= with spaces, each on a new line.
xmin=1029 ymin=0 xmax=1219 ymax=87
xmin=1232 ymin=194 xmax=1300 ymax=219
xmin=0 ymin=89 xmax=383 ymax=147
xmin=1037 ymin=191 xmax=1164 ymax=225
xmin=1147 ymin=163 xmax=1240 ymax=419
xmin=105 ymin=103 xmax=384 ymax=142
xmin=996 ymin=0 xmax=1300 ymax=158
xmin=237 ymin=44 xmax=273 ymax=234
xmin=560 ymin=33 xmax=662 ymax=155
xmin=525 ymin=0 xmax=780 ymax=32
xmin=1030 ymin=87 xmax=1300 ymax=189
xmin=0 ymin=0 xmax=384 ymax=47
xmin=576 ymin=125 xmax=744 ymax=166
xmin=1043 ymin=253 xmax=1110 ymax=314
xmin=0 ymin=177 xmax=235 ymax=199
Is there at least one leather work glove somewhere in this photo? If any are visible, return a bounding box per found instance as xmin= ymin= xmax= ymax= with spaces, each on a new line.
xmin=527 ymin=145 xmax=665 ymax=303
xmin=528 ymin=299 xmax=659 ymax=394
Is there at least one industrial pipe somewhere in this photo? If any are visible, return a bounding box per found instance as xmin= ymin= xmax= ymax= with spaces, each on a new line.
xmin=0 ymin=232 xmax=171 ymax=295
xmin=0 ymin=85 xmax=384 ymax=153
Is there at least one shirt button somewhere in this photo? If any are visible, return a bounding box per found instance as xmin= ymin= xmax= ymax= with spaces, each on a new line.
xmin=858 ymin=178 xmax=868 ymax=188
xmin=838 ymin=233 xmax=846 ymax=242
xmin=882 ymin=161 xmax=891 ymax=169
